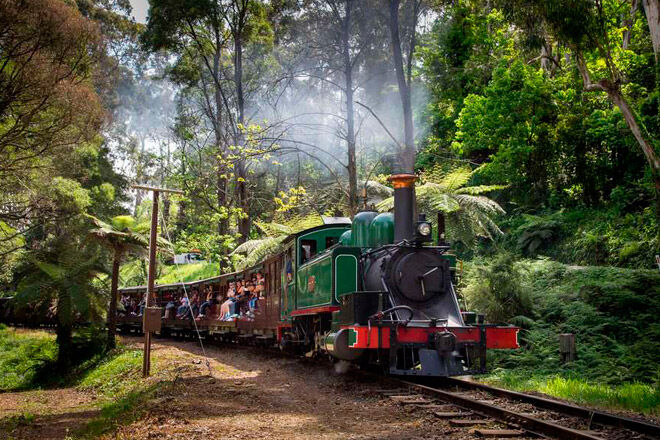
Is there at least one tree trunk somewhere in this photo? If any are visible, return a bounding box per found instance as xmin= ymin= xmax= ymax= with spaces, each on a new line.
xmin=608 ymin=88 xmax=660 ymax=222
xmin=623 ymin=0 xmax=639 ymax=49
xmin=343 ymin=0 xmax=358 ymax=215
xmin=211 ymin=47 xmax=230 ymax=256
xmin=234 ymin=34 xmax=250 ymax=242
xmin=643 ymin=0 xmax=660 ymax=140
xmin=56 ymin=289 xmax=73 ymax=371
xmin=236 ymin=158 xmax=250 ymax=243
xmin=106 ymin=248 xmax=121 ymax=350
xmin=642 ymin=0 xmax=660 ymax=59
xmin=387 ymin=0 xmax=415 ymax=173
xmin=162 ymin=194 xmax=170 ymax=232
xmin=577 ymin=52 xmax=660 ymax=223
xmin=133 ymin=136 xmax=146 ymax=217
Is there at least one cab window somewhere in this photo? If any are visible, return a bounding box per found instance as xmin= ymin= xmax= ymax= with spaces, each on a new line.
xmin=300 ymin=239 xmax=317 ymax=264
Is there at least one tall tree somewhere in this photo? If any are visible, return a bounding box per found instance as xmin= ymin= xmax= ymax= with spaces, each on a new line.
xmin=0 ymin=0 xmax=104 ymax=225
xmin=144 ymin=0 xmax=274 ymax=245
xmin=291 ymin=0 xmax=384 ymax=214
xmin=642 ymin=0 xmax=660 ymax=59
xmin=386 ymin=0 xmax=426 ymax=172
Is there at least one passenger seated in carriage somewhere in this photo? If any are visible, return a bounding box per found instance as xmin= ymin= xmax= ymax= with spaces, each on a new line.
xmin=197 ymin=291 xmax=219 ymax=320
xmin=163 ymin=294 xmax=178 ymax=319
xmin=237 ymin=281 xmax=253 ymax=316
xmin=256 ymin=272 xmax=265 ymax=298
xmin=219 ymin=281 xmax=237 ymax=320
xmin=119 ymin=294 xmax=131 ymax=316
xmin=178 ymin=292 xmax=199 ymax=320
xmin=175 ymin=296 xmax=189 ymax=319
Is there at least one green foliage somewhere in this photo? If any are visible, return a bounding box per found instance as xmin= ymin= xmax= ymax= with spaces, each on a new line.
xmin=462 ymin=253 xmax=533 ymax=323
xmin=511 ymin=214 xmax=562 ymax=255
xmin=378 ymin=166 xmax=505 ymax=246
xmin=0 ymin=327 xmax=57 ymax=390
xmin=499 ymin=208 xmax=658 ymax=267
xmin=0 ymin=221 xmax=25 ymax=284
xmin=231 ymin=213 xmax=324 ymax=270
xmin=155 ymin=262 xmax=220 ymax=285
xmin=452 ymin=60 xmax=558 ymax=205
xmin=465 ymin=258 xmax=660 ymax=387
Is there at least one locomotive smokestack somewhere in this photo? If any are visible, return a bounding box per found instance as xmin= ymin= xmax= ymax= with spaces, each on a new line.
xmin=388 ymin=174 xmax=416 ymax=242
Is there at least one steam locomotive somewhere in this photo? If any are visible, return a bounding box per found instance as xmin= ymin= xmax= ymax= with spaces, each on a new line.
xmin=1 ymin=174 xmax=519 ymax=377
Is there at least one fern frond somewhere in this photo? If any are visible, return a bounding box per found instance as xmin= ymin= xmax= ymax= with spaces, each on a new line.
xmin=456 ymin=184 xmax=507 ymax=195
xmin=376 ymin=196 xmax=394 ymax=212
xmin=455 ymin=194 xmax=505 ymax=215
xmin=438 ymin=167 xmax=472 ymax=190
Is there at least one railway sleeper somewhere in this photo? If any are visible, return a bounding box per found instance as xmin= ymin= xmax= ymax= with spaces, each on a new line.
xmin=433 ymin=411 xmax=473 ymax=418
xmin=473 ymin=428 xmax=525 ymax=438
xmin=449 ymin=418 xmax=493 ymax=427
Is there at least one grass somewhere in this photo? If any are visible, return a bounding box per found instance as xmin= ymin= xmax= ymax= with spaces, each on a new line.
xmin=77 ymin=349 xmax=144 ymax=397
xmin=0 ymin=326 xmax=173 ymax=438
xmin=78 ymin=383 xmax=165 ymax=438
xmin=0 ymin=325 xmax=57 ymax=390
xmin=119 ymin=260 xmax=220 ymax=287
xmin=156 ymin=262 xmax=220 ymax=284
xmin=74 ymin=345 xmax=178 ymax=438
xmin=481 ymin=371 xmax=660 ymax=415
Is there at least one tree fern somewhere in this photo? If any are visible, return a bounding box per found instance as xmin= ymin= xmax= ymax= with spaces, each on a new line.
xmin=376 ymin=166 xmax=506 ymax=246
xmin=231 ymin=213 xmax=324 ymax=269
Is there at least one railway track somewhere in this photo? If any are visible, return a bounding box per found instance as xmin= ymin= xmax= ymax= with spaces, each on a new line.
xmin=377 ymin=378 xmax=660 ymax=439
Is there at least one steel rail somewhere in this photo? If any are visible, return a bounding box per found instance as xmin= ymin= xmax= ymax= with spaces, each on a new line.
xmin=397 ymin=380 xmax=607 ymax=440
xmin=442 ymin=377 xmax=660 ymax=437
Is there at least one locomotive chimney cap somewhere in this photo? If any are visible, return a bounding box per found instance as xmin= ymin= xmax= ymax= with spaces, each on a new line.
xmin=388 ymin=174 xmax=417 ymax=189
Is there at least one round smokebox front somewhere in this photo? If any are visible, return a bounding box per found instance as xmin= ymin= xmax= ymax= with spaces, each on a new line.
xmin=386 ymin=248 xmax=447 ymax=303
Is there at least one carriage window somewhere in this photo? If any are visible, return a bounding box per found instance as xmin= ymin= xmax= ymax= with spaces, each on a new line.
xmin=300 ymin=239 xmax=317 ymax=264
xmin=325 ymin=236 xmax=338 ymax=249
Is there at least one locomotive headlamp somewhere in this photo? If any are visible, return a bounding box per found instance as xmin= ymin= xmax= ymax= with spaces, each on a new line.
xmin=414 ymin=213 xmax=433 ymax=243
xmin=417 ymin=222 xmax=431 ymax=236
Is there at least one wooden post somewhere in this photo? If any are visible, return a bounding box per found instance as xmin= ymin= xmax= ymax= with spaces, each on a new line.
xmin=559 ymin=333 xmax=576 ymax=363
xmin=133 ymin=185 xmax=183 ymax=378
xmin=143 ymin=190 xmax=158 ymax=377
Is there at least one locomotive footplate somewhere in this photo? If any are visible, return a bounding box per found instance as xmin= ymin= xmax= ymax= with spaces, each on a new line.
xmin=339 ymin=323 xmax=519 ymax=377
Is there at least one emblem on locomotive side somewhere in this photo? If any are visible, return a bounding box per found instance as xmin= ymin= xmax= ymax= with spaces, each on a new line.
xmin=307 ymin=275 xmax=316 ymax=292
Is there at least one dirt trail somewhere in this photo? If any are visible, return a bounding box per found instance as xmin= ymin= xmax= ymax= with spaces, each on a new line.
xmin=107 ymin=337 xmax=460 ymax=440
xmin=0 ymin=384 xmax=99 ymax=439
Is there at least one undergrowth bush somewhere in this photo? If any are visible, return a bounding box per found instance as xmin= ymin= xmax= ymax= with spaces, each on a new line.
xmin=0 ymin=325 xmax=113 ymax=390
xmin=0 ymin=326 xmax=57 ymax=390
xmin=462 ymin=253 xmax=533 ymax=323
xmin=496 ymin=207 xmax=657 ymax=268
xmin=462 ymin=259 xmax=660 ymax=386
